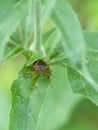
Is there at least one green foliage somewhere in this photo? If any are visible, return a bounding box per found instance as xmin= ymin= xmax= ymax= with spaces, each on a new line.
xmin=0 ymin=0 xmax=30 ymax=61
xmin=67 ymin=31 xmax=98 ymax=105
xmin=51 ymin=0 xmax=85 ymax=68
xmin=37 ymin=66 xmax=81 ymax=130
xmin=0 ymin=0 xmax=98 ymax=130
xmin=9 ymin=66 xmax=50 ymax=130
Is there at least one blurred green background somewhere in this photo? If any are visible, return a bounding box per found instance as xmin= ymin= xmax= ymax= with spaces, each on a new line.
xmin=0 ymin=0 xmax=98 ymax=130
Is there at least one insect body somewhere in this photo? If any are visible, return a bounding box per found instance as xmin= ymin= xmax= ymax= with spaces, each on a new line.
xmin=30 ymin=59 xmax=52 ymax=80
xmin=32 ymin=60 xmax=49 ymax=74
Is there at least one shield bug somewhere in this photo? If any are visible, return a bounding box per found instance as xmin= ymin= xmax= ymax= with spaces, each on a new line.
xmin=29 ymin=59 xmax=52 ymax=84
xmin=32 ymin=60 xmax=49 ymax=74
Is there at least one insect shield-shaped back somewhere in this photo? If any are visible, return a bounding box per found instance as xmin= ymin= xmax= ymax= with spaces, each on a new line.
xmin=31 ymin=60 xmax=49 ymax=74
xmin=29 ymin=59 xmax=52 ymax=86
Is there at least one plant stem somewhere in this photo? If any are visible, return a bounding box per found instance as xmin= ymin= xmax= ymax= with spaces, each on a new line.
xmin=33 ymin=0 xmax=46 ymax=56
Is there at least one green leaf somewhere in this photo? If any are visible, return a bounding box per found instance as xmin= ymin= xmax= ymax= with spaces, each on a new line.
xmin=50 ymin=0 xmax=98 ymax=98
xmin=67 ymin=31 xmax=98 ymax=105
xmin=84 ymin=31 xmax=98 ymax=50
xmin=84 ymin=31 xmax=98 ymax=61
xmin=41 ymin=0 xmax=56 ymax=24
xmin=26 ymin=53 xmax=44 ymax=66
xmin=22 ymin=0 xmax=34 ymax=47
xmin=4 ymin=45 xmax=23 ymax=63
xmin=0 ymin=0 xmax=29 ymax=61
xmin=42 ymin=28 xmax=68 ymax=65
xmin=67 ymin=66 xmax=98 ymax=105
xmin=0 ymin=0 xmax=16 ymax=21
xmin=43 ymin=28 xmax=60 ymax=57
xmin=84 ymin=31 xmax=98 ymax=94
xmin=9 ymin=63 xmax=81 ymax=130
xmin=51 ymin=0 xmax=85 ymax=68
xmin=37 ymin=65 xmax=81 ymax=130
xmin=27 ymin=28 xmax=67 ymax=66
xmin=9 ymin=66 xmax=50 ymax=130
